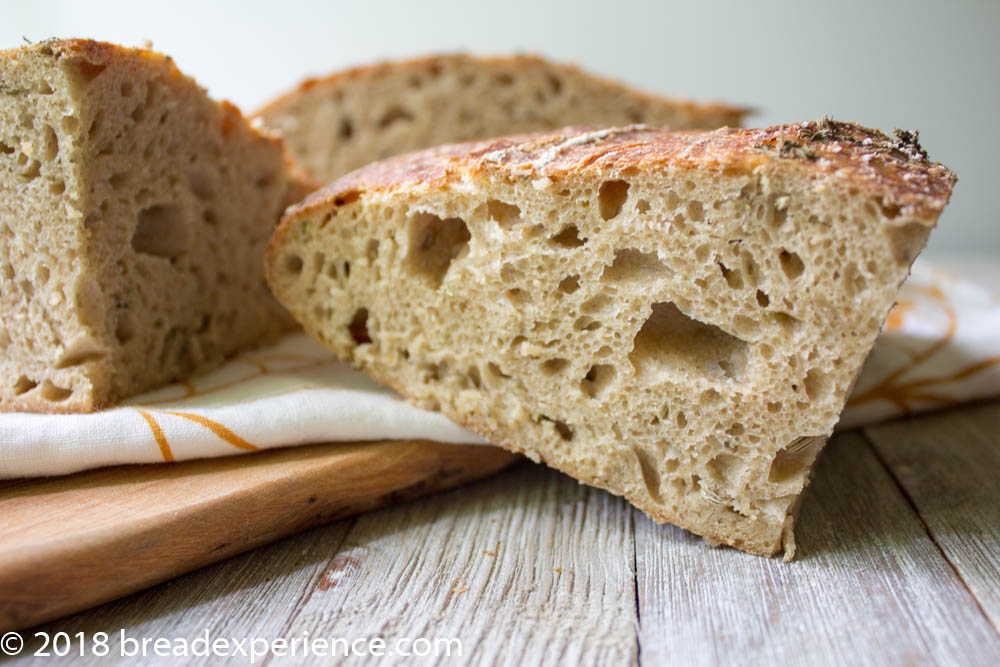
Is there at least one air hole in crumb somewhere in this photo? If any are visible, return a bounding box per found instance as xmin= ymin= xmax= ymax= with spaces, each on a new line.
xmin=770 ymin=312 xmax=800 ymax=332
xmin=284 ymin=254 xmax=303 ymax=275
xmin=581 ymin=294 xmax=612 ymax=314
xmin=768 ymin=438 xmax=821 ymax=484
xmin=541 ymin=415 xmax=573 ymax=441
xmin=767 ymin=401 xmax=782 ymax=413
xmin=466 ymin=365 xmax=482 ymax=390
xmin=40 ymin=380 xmax=72 ymax=402
xmin=636 ymin=199 xmax=651 ymax=213
xmin=886 ymin=222 xmax=927 ymax=266
xmin=676 ymin=411 xmax=687 ymax=428
xmin=500 ymin=264 xmax=523 ymax=283
xmin=20 ymin=159 xmax=40 ymax=181
xmin=574 ymin=316 xmax=601 ymax=332
xmin=880 ymin=201 xmax=902 ymax=220
xmin=550 ymin=225 xmax=585 ymax=248
xmin=189 ymin=169 xmax=214 ymax=199
xmin=540 ymin=358 xmax=569 ymax=376
xmin=633 ymin=446 xmax=662 ymax=502
xmin=378 ymin=105 xmax=414 ymax=128
xmin=779 ymin=249 xmax=805 ymax=280
xmin=348 ymin=308 xmax=371 ymax=344
xmin=133 ymin=205 xmax=190 ymax=258
xmin=41 ymin=125 xmax=58 ymax=160
xmin=708 ymin=453 xmax=742 ymax=485
xmin=804 ymin=368 xmax=829 ymax=399
xmin=338 ymin=117 xmax=354 ymax=139
xmin=598 ymin=180 xmax=630 ymax=220
xmin=756 ymin=290 xmax=770 ymax=307
xmin=580 ymin=364 xmax=615 ymax=398
xmin=686 ymin=201 xmax=705 ymax=222
xmin=767 ymin=196 xmax=788 ymax=227
xmin=116 ymin=312 xmax=135 ymax=343
xmin=557 ymin=275 xmax=580 ymax=294
xmin=506 ymin=288 xmax=528 ymax=305
xmin=334 ymin=190 xmax=360 ymax=206
xmin=486 ymin=362 xmax=510 ymax=381
xmin=312 ymin=251 xmax=326 ymax=274
xmin=630 ymin=302 xmax=749 ymax=382
xmin=73 ymin=59 xmax=107 ymax=84
xmin=719 ymin=263 xmax=743 ymax=289
xmin=601 ymin=248 xmax=671 ymax=283
xmin=422 ymin=361 xmax=447 ymax=382
xmin=50 ymin=180 xmax=65 ymax=194
xmin=485 ymin=199 xmax=522 ymax=228
xmin=405 ymin=212 xmax=470 ymax=287
xmin=13 ymin=376 xmax=37 ymax=395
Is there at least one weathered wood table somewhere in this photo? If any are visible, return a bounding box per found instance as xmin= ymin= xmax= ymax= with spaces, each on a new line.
xmin=3 ymin=401 xmax=998 ymax=666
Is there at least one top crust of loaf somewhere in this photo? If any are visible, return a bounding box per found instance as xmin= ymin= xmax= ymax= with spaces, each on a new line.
xmin=256 ymin=53 xmax=750 ymax=126
xmin=3 ymin=39 xmax=185 ymax=92
xmin=286 ymin=120 xmax=956 ymax=226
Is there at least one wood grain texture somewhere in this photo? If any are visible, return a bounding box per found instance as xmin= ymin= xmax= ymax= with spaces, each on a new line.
xmin=2 ymin=403 xmax=999 ymax=666
xmin=635 ymin=431 xmax=1000 ymax=667
xmin=271 ymin=463 xmax=638 ymax=666
xmin=0 ymin=440 xmax=515 ymax=632
xmin=864 ymin=401 xmax=1000 ymax=630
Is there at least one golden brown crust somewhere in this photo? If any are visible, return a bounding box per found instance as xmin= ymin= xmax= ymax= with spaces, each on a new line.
xmin=2 ymin=38 xmax=185 ymax=82
xmin=288 ymin=121 xmax=956 ymax=227
xmin=254 ymin=52 xmax=750 ymax=124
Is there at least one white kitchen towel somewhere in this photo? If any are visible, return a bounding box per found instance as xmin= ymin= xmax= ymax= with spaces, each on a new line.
xmin=1 ymin=259 xmax=997 ymax=478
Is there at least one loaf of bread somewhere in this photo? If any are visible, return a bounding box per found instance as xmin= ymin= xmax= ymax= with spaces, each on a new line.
xmin=266 ymin=120 xmax=956 ymax=557
xmin=254 ymin=54 xmax=747 ymax=185
xmin=0 ymin=39 xmax=309 ymax=412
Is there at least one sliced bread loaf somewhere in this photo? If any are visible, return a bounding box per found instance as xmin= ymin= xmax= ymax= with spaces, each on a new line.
xmin=254 ymin=54 xmax=747 ymax=184
xmin=0 ymin=39 xmax=310 ymax=412
xmin=266 ymin=121 xmax=955 ymax=557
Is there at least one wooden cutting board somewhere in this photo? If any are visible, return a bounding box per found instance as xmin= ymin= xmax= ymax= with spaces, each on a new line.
xmin=0 ymin=440 xmax=516 ymax=631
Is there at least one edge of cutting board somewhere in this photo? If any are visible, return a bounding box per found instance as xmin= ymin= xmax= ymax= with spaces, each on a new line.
xmin=0 ymin=440 xmax=516 ymax=631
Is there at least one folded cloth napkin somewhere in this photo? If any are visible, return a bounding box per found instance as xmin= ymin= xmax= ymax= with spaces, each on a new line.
xmin=2 ymin=259 xmax=997 ymax=478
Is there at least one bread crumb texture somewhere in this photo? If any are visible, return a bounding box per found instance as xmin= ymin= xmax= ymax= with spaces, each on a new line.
xmin=255 ymin=53 xmax=748 ymax=184
xmin=1 ymin=39 xmax=302 ymax=412
xmin=268 ymin=122 xmax=955 ymax=557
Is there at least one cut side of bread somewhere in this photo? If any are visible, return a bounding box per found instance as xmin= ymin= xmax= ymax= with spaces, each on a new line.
xmin=266 ymin=121 xmax=955 ymax=558
xmin=255 ymin=53 xmax=748 ymax=185
xmin=0 ymin=39 xmax=310 ymax=412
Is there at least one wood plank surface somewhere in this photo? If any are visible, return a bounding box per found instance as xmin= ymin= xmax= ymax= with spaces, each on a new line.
xmin=635 ymin=431 xmax=999 ymax=667
xmin=0 ymin=440 xmax=515 ymax=632
xmin=2 ymin=403 xmax=998 ymax=666
xmin=864 ymin=402 xmax=1000 ymax=630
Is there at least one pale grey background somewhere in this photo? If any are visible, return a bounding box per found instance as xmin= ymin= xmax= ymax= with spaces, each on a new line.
xmin=3 ymin=0 xmax=997 ymax=259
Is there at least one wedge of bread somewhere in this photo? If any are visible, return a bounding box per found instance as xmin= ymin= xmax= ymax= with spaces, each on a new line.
xmin=0 ymin=39 xmax=309 ymax=412
xmin=255 ymin=54 xmax=747 ymax=185
xmin=266 ymin=121 xmax=955 ymax=558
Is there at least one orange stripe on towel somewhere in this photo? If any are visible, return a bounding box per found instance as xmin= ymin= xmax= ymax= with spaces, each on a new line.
xmin=135 ymin=409 xmax=174 ymax=462
xmin=164 ymin=411 xmax=260 ymax=451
